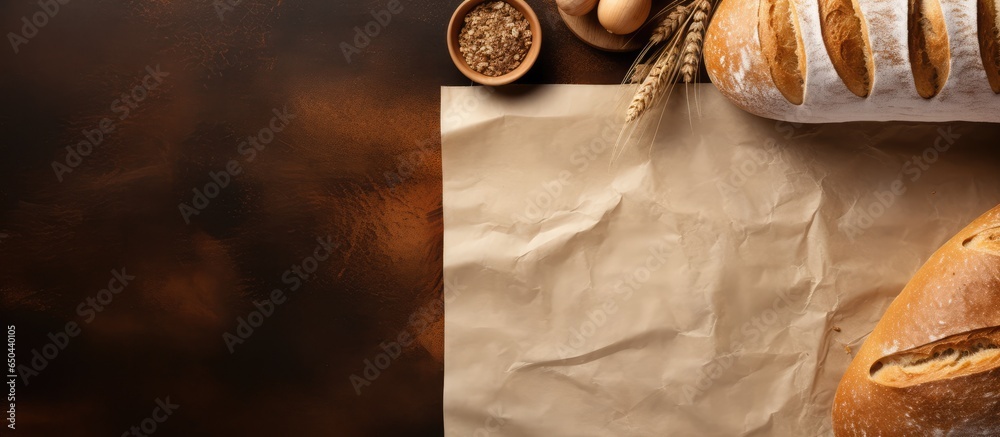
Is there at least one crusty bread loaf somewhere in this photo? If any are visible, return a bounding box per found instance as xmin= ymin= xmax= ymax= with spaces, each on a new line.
xmin=704 ymin=0 xmax=1000 ymax=122
xmin=832 ymin=204 xmax=1000 ymax=436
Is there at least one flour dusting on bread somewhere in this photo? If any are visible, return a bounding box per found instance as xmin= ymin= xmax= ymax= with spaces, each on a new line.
xmin=704 ymin=0 xmax=1000 ymax=122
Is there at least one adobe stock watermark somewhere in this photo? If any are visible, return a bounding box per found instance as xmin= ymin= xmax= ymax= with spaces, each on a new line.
xmin=341 ymin=0 xmax=404 ymax=64
xmin=214 ymin=0 xmax=244 ymax=21
xmin=6 ymin=0 xmax=71 ymax=54
xmin=6 ymin=325 xmax=15 ymax=430
xmin=384 ymin=85 xmax=495 ymax=192
xmin=223 ymin=236 xmax=337 ymax=353
xmin=471 ymin=405 xmax=507 ymax=437
xmin=509 ymin=117 xmax=619 ymax=224
xmin=16 ymin=268 xmax=135 ymax=386
xmin=382 ymin=138 xmax=435 ymax=193
xmin=52 ymin=64 xmax=169 ymax=182
xmin=842 ymin=126 xmax=961 ymax=240
xmin=349 ymin=277 xmax=465 ymax=395
xmin=554 ymin=235 xmax=671 ymax=358
xmin=716 ymin=120 xmax=800 ymax=194
xmin=120 ymin=397 xmax=179 ymax=437
xmin=441 ymin=85 xmax=495 ymax=127
xmin=679 ymin=284 xmax=808 ymax=404
xmin=178 ymin=106 xmax=295 ymax=224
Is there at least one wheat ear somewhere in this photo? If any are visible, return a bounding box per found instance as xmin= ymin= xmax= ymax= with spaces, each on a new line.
xmin=649 ymin=4 xmax=691 ymax=46
xmin=680 ymin=0 xmax=711 ymax=83
xmin=630 ymin=63 xmax=651 ymax=83
xmin=625 ymin=46 xmax=681 ymax=123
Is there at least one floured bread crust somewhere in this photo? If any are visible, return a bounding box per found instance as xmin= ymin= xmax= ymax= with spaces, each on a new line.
xmin=908 ymin=0 xmax=951 ymax=98
xmin=980 ymin=0 xmax=1000 ymax=92
xmin=832 ymin=205 xmax=1000 ymax=436
xmin=759 ymin=0 xmax=808 ymax=104
xmin=704 ymin=0 xmax=1000 ymax=122
xmin=818 ymin=0 xmax=873 ymax=97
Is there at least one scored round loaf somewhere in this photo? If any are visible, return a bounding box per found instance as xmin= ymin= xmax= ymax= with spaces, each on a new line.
xmin=704 ymin=0 xmax=1000 ymax=122
xmin=832 ymin=204 xmax=1000 ymax=436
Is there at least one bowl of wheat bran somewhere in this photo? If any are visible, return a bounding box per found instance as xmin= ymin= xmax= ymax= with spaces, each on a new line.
xmin=447 ymin=0 xmax=542 ymax=86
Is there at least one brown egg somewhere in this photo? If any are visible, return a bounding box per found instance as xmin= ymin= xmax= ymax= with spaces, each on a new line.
xmin=557 ymin=0 xmax=598 ymax=16
xmin=597 ymin=0 xmax=651 ymax=34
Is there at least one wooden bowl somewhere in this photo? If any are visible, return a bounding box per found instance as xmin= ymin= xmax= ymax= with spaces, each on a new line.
xmin=447 ymin=0 xmax=542 ymax=86
xmin=559 ymin=0 xmax=671 ymax=52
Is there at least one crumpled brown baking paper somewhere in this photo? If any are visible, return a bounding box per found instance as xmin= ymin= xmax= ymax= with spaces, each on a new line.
xmin=441 ymin=84 xmax=1000 ymax=436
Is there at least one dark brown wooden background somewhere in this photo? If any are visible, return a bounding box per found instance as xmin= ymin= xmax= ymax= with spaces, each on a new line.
xmin=0 ymin=0 xmax=640 ymax=435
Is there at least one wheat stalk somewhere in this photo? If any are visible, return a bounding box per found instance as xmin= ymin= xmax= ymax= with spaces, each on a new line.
xmin=649 ymin=4 xmax=690 ymax=46
xmin=680 ymin=0 xmax=711 ymax=83
xmin=630 ymin=63 xmax=651 ymax=83
xmin=625 ymin=45 xmax=681 ymax=123
xmin=617 ymin=0 xmax=716 ymax=158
